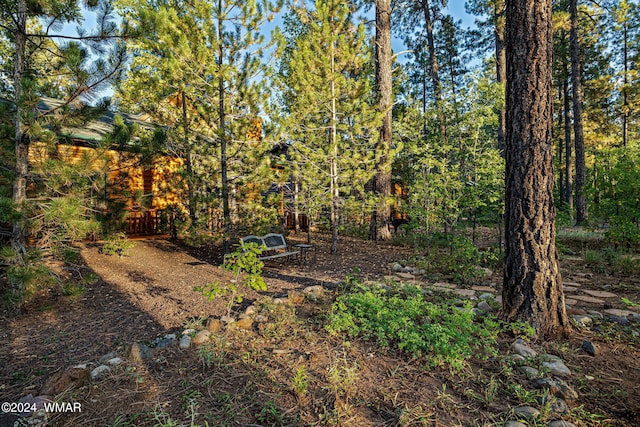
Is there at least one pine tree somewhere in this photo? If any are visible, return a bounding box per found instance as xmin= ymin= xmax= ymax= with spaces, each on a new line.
xmin=1 ymin=1 xmax=125 ymax=250
xmin=503 ymin=0 xmax=571 ymax=339
xmin=116 ymin=0 xmax=280 ymax=249
xmin=280 ymin=0 xmax=381 ymax=254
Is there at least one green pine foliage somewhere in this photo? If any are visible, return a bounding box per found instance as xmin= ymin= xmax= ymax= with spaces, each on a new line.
xmin=277 ymin=0 xmax=382 ymax=253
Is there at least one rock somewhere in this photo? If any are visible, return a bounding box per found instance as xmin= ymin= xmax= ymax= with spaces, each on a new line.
xmin=90 ymin=365 xmax=111 ymax=380
xmin=471 ymin=308 xmax=485 ymax=317
xmin=572 ymin=295 xmax=606 ymax=304
xmin=107 ymin=357 xmax=123 ymax=366
xmin=99 ymin=351 xmax=118 ymax=363
xmin=179 ymin=335 xmax=191 ymax=349
xmin=504 ymin=422 xmax=527 ymax=427
xmin=604 ymin=308 xmax=639 ymax=323
xmin=303 ymin=285 xmax=325 ymax=299
xmin=128 ymin=342 xmax=154 ymax=362
xmin=474 ymin=266 xmax=493 ymax=278
xmin=220 ymin=315 xmax=236 ymax=324
xmin=541 ymin=395 xmax=569 ymax=416
xmin=479 ymin=292 xmax=494 ymax=300
xmin=548 ymin=421 xmax=577 ymax=427
xmin=582 ymin=290 xmax=618 ymax=299
xmin=510 ymin=354 xmax=526 ymax=362
xmin=245 ymin=305 xmax=257 ymax=316
xmin=581 ymin=340 xmax=597 ymax=356
xmin=395 ymin=272 xmax=415 ymax=280
xmin=471 ymin=285 xmax=495 ymax=292
xmin=41 ymin=366 xmax=90 ymax=395
xmin=513 ymin=406 xmax=540 ymax=420
xmin=511 ymin=339 xmax=537 ymax=359
xmin=182 ymin=328 xmax=196 ymax=336
xmin=518 ymin=366 xmax=540 ymax=379
xmin=236 ymin=317 xmax=253 ymax=330
xmin=542 ymin=360 xmax=572 ymax=377
xmin=573 ymin=315 xmax=592 ymax=328
xmin=588 ymin=310 xmax=604 ymax=319
xmin=454 ymin=288 xmax=476 ymax=298
xmin=154 ymin=334 xmax=176 ymax=349
xmin=17 ymin=394 xmax=52 ymax=416
xmin=287 ymin=290 xmax=305 ymax=304
xmin=206 ymin=318 xmax=222 ymax=333
xmin=254 ymin=314 xmax=268 ymax=323
xmin=392 ymin=262 xmax=403 ymax=272
xmin=192 ymin=330 xmax=211 ymax=345
xmin=401 ymin=266 xmax=414 ymax=273
xmin=477 ymin=301 xmax=494 ymax=313
xmin=273 ymin=297 xmax=288 ymax=304
xmin=532 ymin=378 xmax=578 ymax=402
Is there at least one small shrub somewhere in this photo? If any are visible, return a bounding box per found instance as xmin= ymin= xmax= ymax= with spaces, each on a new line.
xmin=101 ymin=233 xmax=135 ymax=257
xmin=326 ymin=279 xmax=499 ymax=370
xmin=612 ymin=254 xmax=638 ymax=274
xmin=3 ymin=263 xmax=58 ymax=306
xmin=291 ymin=366 xmax=309 ymax=396
xmin=582 ymin=249 xmax=605 ymax=270
xmin=195 ymin=242 xmax=266 ymax=316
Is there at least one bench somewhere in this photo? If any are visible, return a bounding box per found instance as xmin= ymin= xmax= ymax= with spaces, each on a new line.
xmin=241 ymin=233 xmax=300 ymax=262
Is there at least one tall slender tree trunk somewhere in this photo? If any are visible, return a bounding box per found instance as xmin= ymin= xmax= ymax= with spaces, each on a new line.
xmin=13 ymin=0 xmax=28 ymax=205
xmin=557 ymin=85 xmax=565 ymax=203
xmin=503 ymin=0 xmax=571 ymax=339
xmin=370 ymin=0 xmax=393 ymax=241
xmin=330 ymin=36 xmax=339 ymax=254
xmin=218 ymin=0 xmax=231 ymax=253
xmin=495 ymin=0 xmax=507 ymax=153
xmin=570 ymin=0 xmax=587 ymax=225
xmin=622 ymin=20 xmax=629 ymax=147
xmin=182 ymin=92 xmax=197 ymax=226
xmin=420 ymin=0 xmax=446 ymax=141
xmin=563 ymin=72 xmax=573 ymax=210
xmin=12 ymin=0 xmax=28 ymax=253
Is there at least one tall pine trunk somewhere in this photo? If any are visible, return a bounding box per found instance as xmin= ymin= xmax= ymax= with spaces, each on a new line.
xmin=420 ymin=0 xmax=446 ymax=141
xmin=503 ymin=0 xmax=571 ymax=339
xmin=563 ymin=72 xmax=573 ymax=210
xmin=370 ymin=0 xmax=393 ymax=241
xmin=12 ymin=0 xmax=28 ymax=253
xmin=218 ymin=0 xmax=231 ymax=253
xmin=495 ymin=0 xmax=506 ymax=153
xmin=570 ymin=0 xmax=587 ymax=225
xmin=330 ymin=34 xmax=339 ymax=254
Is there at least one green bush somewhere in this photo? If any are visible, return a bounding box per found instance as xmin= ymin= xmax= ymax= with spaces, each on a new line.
xmin=326 ymin=280 xmax=499 ymax=370
xmin=101 ymin=232 xmax=135 ymax=257
xmin=195 ymin=242 xmax=266 ymax=316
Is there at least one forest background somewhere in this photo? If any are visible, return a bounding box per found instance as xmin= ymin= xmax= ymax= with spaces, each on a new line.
xmin=1 ymin=0 xmax=640 ymax=318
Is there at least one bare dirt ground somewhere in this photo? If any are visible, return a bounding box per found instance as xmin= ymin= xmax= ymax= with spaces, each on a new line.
xmin=1 ymin=231 xmax=639 ymax=426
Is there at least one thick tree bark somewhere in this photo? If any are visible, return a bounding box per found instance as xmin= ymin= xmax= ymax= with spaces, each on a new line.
xmin=503 ymin=0 xmax=571 ymax=339
xmin=570 ymin=0 xmax=587 ymax=225
xmin=494 ymin=0 xmax=506 ymax=153
xmin=370 ymin=0 xmax=393 ymax=242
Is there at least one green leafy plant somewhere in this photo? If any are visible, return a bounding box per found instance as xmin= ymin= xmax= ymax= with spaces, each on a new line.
xmin=101 ymin=232 xmax=135 ymax=257
xmin=327 ymin=279 xmax=500 ymax=370
xmin=291 ymin=366 xmax=309 ymax=397
xmin=195 ymin=242 xmax=266 ymax=316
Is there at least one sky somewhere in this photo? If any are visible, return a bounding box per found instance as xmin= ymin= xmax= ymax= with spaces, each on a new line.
xmin=61 ymin=1 xmax=480 ymax=103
